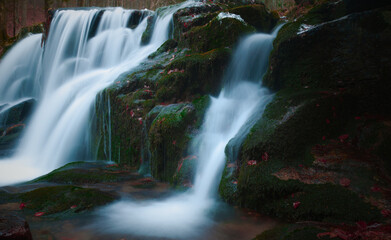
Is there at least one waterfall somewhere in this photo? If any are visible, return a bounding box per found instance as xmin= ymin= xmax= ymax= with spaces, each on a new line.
xmin=0 ymin=2 xmax=196 ymax=186
xmin=97 ymin=27 xmax=282 ymax=239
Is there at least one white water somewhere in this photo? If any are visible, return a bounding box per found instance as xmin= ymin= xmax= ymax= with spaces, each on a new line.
xmin=97 ymin=28 xmax=281 ymax=239
xmin=0 ymin=2 xmax=197 ymax=186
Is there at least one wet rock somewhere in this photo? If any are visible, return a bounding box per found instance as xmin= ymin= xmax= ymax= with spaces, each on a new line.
xmin=0 ymin=213 xmax=33 ymax=240
xmin=179 ymin=13 xmax=255 ymax=52
xmin=141 ymin=15 xmax=157 ymax=45
xmin=227 ymin=4 xmax=279 ymax=32
xmin=264 ymin=8 xmax=391 ymax=116
xmin=0 ymin=98 xmax=35 ymax=128
xmin=148 ymin=103 xmax=196 ymax=181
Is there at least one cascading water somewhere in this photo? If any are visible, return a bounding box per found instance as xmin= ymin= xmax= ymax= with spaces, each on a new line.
xmin=97 ymin=26 xmax=282 ymax=239
xmin=0 ymin=2 xmax=196 ymax=186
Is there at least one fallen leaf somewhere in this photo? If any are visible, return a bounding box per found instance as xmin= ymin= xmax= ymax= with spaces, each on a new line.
xmin=371 ymin=185 xmax=381 ymax=192
xmin=339 ymin=178 xmax=351 ymax=187
xmin=247 ymin=160 xmax=257 ymax=166
xmin=262 ymin=152 xmax=269 ymax=161
xmin=70 ymin=205 xmax=77 ymax=209
xmin=34 ymin=212 xmax=45 ymax=217
xmin=338 ymin=134 xmax=349 ymax=143
xmin=381 ymin=209 xmax=391 ymax=217
xmin=19 ymin=203 xmax=26 ymax=210
xmin=293 ymin=201 xmax=301 ymax=209
xmin=356 ymin=221 xmax=367 ymax=230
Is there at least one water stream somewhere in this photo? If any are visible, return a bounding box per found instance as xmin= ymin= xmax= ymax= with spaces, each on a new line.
xmin=96 ymin=27 xmax=281 ymax=239
xmin=0 ymin=2 xmax=196 ymax=186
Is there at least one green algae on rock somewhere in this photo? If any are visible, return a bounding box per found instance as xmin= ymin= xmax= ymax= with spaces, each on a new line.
xmin=20 ymin=185 xmax=116 ymax=215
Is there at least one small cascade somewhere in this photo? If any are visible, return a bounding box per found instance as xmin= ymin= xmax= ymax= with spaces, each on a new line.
xmin=0 ymin=1 xmax=197 ymax=186
xmin=98 ymin=26 xmax=282 ymax=239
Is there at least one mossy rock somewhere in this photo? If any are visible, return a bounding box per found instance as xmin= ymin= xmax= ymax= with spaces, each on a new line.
xmin=263 ymin=8 xmax=391 ymax=116
xmin=156 ymin=48 xmax=231 ymax=102
xmin=254 ymin=224 xmax=324 ymax=240
xmin=236 ymin=160 xmax=381 ymax=223
xmin=148 ymin=103 xmax=196 ymax=181
xmin=241 ymin=89 xmax=354 ymax=163
xmin=0 ymin=98 xmax=35 ymax=127
xmin=148 ymin=39 xmax=178 ymax=59
xmin=179 ymin=14 xmax=255 ymax=52
xmin=32 ymin=162 xmax=127 ymax=184
xmin=227 ymin=4 xmax=279 ymax=32
xmin=20 ymin=185 xmax=116 ymax=215
xmin=141 ymin=15 xmax=157 ymax=45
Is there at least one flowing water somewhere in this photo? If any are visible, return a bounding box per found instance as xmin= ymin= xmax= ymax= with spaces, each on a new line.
xmin=0 ymin=1 xmax=281 ymax=238
xmin=0 ymin=2 xmax=197 ymax=186
xmin=96 ymin=27 xmax=282 ymax=239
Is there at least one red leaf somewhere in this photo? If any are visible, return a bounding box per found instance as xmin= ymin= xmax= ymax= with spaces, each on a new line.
xmin=262 ymin=152 xmax=269 ymax=161
xmin=356 ymin=221 xmax=367 ymax=230
xmin=247 ymin=160 xmax=257 ymax=166
xmin=326 ymin=119 xmax=330 ymax=124
xmin=355 ymin=116 xmax=361 ymax=120
xmin=34 ymin=212 xmax=45 ymax=217
xmin=322 ymin=136 xmax=326 ymax=141
xmin=298 ymin=164 xmax=304 ymax=168
xmin=70 ymin=205 xmax=77 ymax=209
xmin=338 ymin=134 xmax=349 ymax=143
xmin=317 ymin=232 xmax=331 ymax=239
xmin=232 ymin=181 xmax=238 ymax=185
xmin=19 ymin=203 xmax=26 ymax=210
xmin=318 ymin=158 xmax=327 ymax=163
xmin=293 ymin=201 xmax=301 ymax=209
xmin=339 ymin=178 xmax=351 ymax=187
xmin=381 ymin=209 xmax=391 ymax=217
xmin=172 ymin=140 xmax=176 ymax=145
xmin=371 ymin=185 xmax=381 ymax=192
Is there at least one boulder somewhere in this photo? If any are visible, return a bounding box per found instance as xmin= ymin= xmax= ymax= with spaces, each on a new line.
xmin=0 ymin=213 xmax=33 ymax=240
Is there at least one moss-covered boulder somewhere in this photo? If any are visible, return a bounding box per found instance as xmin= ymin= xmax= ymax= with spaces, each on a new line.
xmin=20 ymin=185 xmax=116 ymax=215
xmin=228 ymin=4 xmax=279 ymax=32
xmin=156 ymin=48 xmax=231 ymax=101
xmin=141 ymin=15 xmax=157 ymax=45
xmin=264 ymin=7 xmax=391 ymax=116
xmin=0 ymin=98 xmax=35 ymax=128
xmin=32 ymin=161 xmax=134 ymax=184
xmin=148 ymin=103 xmax=196 ymax=181
xmin=180 ymin=13 xmax=255 ymax=52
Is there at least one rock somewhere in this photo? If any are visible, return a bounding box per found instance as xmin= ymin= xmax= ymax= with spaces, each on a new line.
xmin=227 ymin=4 xmax=279 ymax=32
xmin=179 ymin=13 xmax=255 ymax=52
xmin=264 ymin=7 xmax=391 ymax=115
xmin=141 ymin=15 xmax=157 ymax=45
xmin=148 ymin=103 xmax=196 ymax=181
xmin=156 ymin=48 xmax=231 ymax=102
xmin=0 ymin=98 xmax=35 ymax=128
xmin=0 ymin=213 xmax=33 ymax=240
xmin=20 ymin=185 xmax=116 ymax=215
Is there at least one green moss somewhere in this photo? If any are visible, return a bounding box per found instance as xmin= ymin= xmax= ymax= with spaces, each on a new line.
xmin=33 ymin=169 xmax=119 ymax=184
xmin=180 ymin=15 xmax=255 ymax=52
xmin=20 ymin=185 xmax=115 ymax=215
xmin=148 ymin=39 xmax=178 ymax=59
xmin=148 ymin=103 xmax=196 ymax=181
xmin=255 ymin=224 xmax=325 ymax=240
xmin=237 ymin=160 xmax=381 ymax=223
xmin=156 ymin=48 xmax=231 ymax=102
xmin=228 ymin=4 xmax=279 ymax=32
xmin=141 ymin=15 xmax=157 ymax=45
xmin=241 ymin=89 xmax=354 ymax=162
